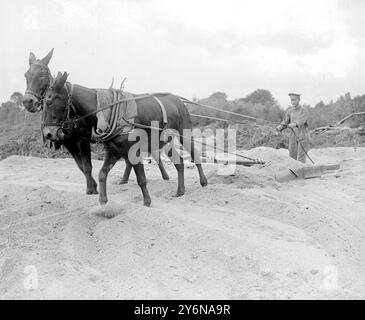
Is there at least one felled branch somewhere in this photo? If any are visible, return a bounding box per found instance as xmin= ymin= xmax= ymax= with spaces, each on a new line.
xmin=336 ymin=111 xmax=365 ymax=126
xmin=312 ymin=111 xmax=365 ymax=134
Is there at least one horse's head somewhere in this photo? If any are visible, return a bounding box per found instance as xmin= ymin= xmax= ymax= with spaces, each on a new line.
xmin=42 ymin=71 xmax=71 ymax=141
xmin=23 ymin=49 xmax=54 ymax=112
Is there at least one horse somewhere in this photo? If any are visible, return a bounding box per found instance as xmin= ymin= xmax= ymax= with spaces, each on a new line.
xmin=21 ymin=49 xmax=169 ymax=194
xmin=42 ymin=72 xmax=208 ymax=206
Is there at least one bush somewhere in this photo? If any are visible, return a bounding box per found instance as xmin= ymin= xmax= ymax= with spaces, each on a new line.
xmin=0 ymin=126 xmax=70 ymax=160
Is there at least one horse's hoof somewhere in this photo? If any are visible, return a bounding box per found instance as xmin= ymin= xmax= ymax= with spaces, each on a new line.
xmin=86 ymin=189 xmax=98 ymax=195
xmin=174 ymin=189 xmax=185 ymax=197
xmin=200 ymin=178 xmax=208 ymax=187
xmin=144 ymin=198 xmax=152 ymax=207
xmin=99 ymin=197 xmax=108 ymax=205
xmin=118 ymin=179 xmax=129 ymax=185
xmin=162 ymin=175 xmax=170 ymax=181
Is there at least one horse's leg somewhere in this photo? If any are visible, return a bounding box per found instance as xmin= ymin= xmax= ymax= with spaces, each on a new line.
xmin=119 ymin=158 xmax=132 ymax=184
xmin=78 ymin=139 xmax=98 ymax=194
xmin=166 ymin=146 xmax=185 ymax=196
xmin=173 ymin=160 xmax=185 ymax=197
xmin=180 ymin=135 xmax=208 ymax=187
xmin=64 ymin=141 xmax=98 ymax=194
xmin=132 ymin=163 xmax=152 ymax=207
xmin=151 ymin=149 xmax=169 ymax=180
xmin=99 ymin=149 xmax=118 ymax=205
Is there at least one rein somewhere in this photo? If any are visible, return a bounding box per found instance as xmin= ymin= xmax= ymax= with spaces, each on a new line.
xmin=43 ymin=84 xmax=264 ymax=164
xmin=64 ymin=93 xmax=155 ymax=125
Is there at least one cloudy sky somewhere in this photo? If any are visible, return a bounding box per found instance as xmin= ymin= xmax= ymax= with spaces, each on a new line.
xmin=0 ymin=0 xmax=364 ymax=108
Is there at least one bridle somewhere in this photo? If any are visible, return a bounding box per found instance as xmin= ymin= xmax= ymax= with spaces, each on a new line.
xmin=25 ymin=61 xmax=53 ymax=111
xmin=41 ymin=82 xmax=78 ymax=138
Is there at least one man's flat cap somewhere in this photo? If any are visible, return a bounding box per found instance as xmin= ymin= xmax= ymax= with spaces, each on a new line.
xmin=288 ymin=93 xmax=301 ymax=97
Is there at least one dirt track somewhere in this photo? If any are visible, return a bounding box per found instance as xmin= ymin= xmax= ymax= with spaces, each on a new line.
xmin=1 ymin=147 xmax=365 ymax=299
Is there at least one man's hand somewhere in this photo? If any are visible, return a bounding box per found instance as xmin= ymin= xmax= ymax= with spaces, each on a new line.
xmin=288 ymin=123 xmax=297 ymax=128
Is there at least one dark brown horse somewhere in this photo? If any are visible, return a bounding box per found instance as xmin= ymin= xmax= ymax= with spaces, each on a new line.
xmin=23 ymin=49 xmax=54 ymax=112
xmin=22 ymin=50 xmax=169 ymax=194
xmin=43 ymin=72 xmax=208 ymax=206
xmin=22 ymin=49 xmax=99 ymax=194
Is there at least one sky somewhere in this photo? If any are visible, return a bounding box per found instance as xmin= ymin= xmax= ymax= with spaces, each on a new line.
xmin=0 ymin=0 xmax=364 ymax=108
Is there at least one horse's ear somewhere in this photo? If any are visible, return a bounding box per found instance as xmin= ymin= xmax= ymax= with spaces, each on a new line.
xmin=51 ymin=72 xmax=67 ymax=90
xmin=61 ymin=72 xmax=68 ymax=84
xmin=41 ymin=48 xmax=54 ymax=66
xmin=56 ymin=72 xmax=68 ymax=90
xmin=50 ymin=72 xmax=61 ymax=87
xmin=29 ymin=52 xmax=36 ymax=65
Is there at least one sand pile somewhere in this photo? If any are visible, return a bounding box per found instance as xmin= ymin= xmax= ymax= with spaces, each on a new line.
xmin=206 ymin=147 xmax=306 ymax=186
xmin=1 ymin=148 xmax=365 ymax=299
xmin=244 ymin=147 xmax=304 ymax=170
xmin=206 ymin=165 xmax=277 ymax=188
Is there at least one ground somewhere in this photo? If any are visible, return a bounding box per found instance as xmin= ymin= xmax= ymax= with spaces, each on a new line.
xmin=0 ymin=147 xmax=365 ymax=299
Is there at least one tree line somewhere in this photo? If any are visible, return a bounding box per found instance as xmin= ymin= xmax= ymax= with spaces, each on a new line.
xmin=188 ymin=89 xmax=365 ymax=130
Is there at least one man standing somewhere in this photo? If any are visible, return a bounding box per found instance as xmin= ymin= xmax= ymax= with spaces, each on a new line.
xmin=276 ymin=93 xmax=309 ymax=163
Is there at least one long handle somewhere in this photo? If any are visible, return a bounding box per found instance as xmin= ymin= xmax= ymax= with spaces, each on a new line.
xmin=289 ymin=127 xmax=315 ymax=164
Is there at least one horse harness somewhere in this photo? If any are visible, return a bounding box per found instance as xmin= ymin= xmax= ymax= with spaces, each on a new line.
xmin=42 ymin=82 xmax=170 ymax=139
xmin=41 ymin=82 xmax=78 ymax=139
